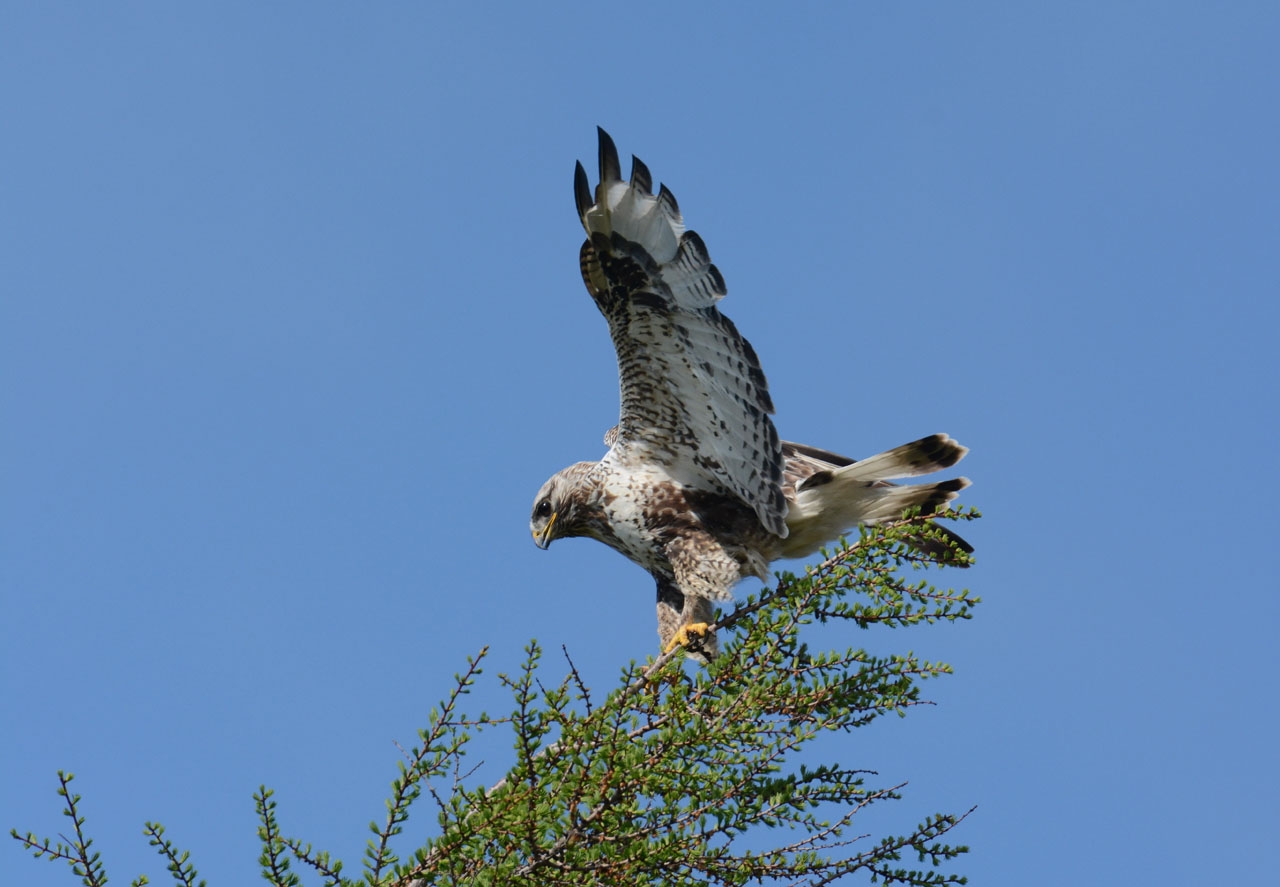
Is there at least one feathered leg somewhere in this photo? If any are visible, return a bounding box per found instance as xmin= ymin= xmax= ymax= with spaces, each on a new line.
xmin=656 ymin=578 xmax=717 ymax=663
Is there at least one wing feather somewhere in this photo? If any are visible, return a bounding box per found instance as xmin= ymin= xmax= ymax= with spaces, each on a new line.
xmin=577 ymin=128 xmax=786 ymax=536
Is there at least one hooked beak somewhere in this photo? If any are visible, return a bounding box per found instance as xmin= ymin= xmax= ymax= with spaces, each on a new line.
xmin=533 ymin=511 xmax=558 ymax=550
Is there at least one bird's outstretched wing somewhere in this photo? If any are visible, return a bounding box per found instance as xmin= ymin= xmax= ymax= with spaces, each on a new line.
xmin=576 ymin=128 xmax=786 ymax=537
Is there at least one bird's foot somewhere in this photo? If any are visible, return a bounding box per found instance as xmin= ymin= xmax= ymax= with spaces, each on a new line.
xmin=663 ymin=622 xmax=712 ymax=654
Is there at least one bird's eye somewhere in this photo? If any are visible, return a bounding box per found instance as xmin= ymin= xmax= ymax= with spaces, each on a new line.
xmin=536 ymin=500 xmax=553 ymax=519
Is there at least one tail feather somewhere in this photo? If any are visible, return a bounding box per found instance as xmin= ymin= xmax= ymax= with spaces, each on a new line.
xmin=900 ymin=523 xmax=975 ymax=566
xmin=781 ymin=434 xmax=971 ymax=560
xmin=841 ymin=476 xmax=970 ymax=524
xmin=803 ymin=433 xmax=968 ymax=485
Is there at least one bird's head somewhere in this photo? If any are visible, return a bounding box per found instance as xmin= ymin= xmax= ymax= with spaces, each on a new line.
xmin=530 ymin=462 xmax=597 ymax=550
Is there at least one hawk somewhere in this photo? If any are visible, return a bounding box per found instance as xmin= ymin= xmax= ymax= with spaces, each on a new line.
xmin=531 ymin=129 xmax=971 ymax=661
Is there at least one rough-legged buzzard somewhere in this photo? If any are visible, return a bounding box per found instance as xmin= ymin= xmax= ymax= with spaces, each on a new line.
xmin=531 ymin=129 xmax=971 ymax=661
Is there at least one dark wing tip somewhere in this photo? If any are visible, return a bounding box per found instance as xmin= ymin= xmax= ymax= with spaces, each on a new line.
xmin=574 ymin=160 xmax=592 ymax=220
xmin=597 ymin=127 xmax=622 ymax=183
xmin=630 ymin=155 xmax=653 ymax=194
xmin=657 ymin=182 xmax=680 ymax=219
xmin=679 ymin=229 xmax=709 ymax=263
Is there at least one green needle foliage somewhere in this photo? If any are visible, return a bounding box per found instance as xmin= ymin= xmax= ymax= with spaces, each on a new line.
xmin=13 ymin=508 xmax=980 ymax=886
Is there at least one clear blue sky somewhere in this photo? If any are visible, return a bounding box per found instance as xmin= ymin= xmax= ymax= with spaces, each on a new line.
xmin=3 ymin=4 xmax=1276 ymax=885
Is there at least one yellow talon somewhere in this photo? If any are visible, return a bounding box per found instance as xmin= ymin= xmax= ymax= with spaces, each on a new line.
xmin=664 ymin=622 xmax=712 ymax=653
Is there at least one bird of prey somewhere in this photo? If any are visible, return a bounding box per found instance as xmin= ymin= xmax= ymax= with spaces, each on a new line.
xmin=531 ymin=128 xmax=971 ymax=661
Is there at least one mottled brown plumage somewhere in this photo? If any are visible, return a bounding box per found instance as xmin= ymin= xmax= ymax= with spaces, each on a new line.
xmin=531 ymin=129 xmax=971 ymax=662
